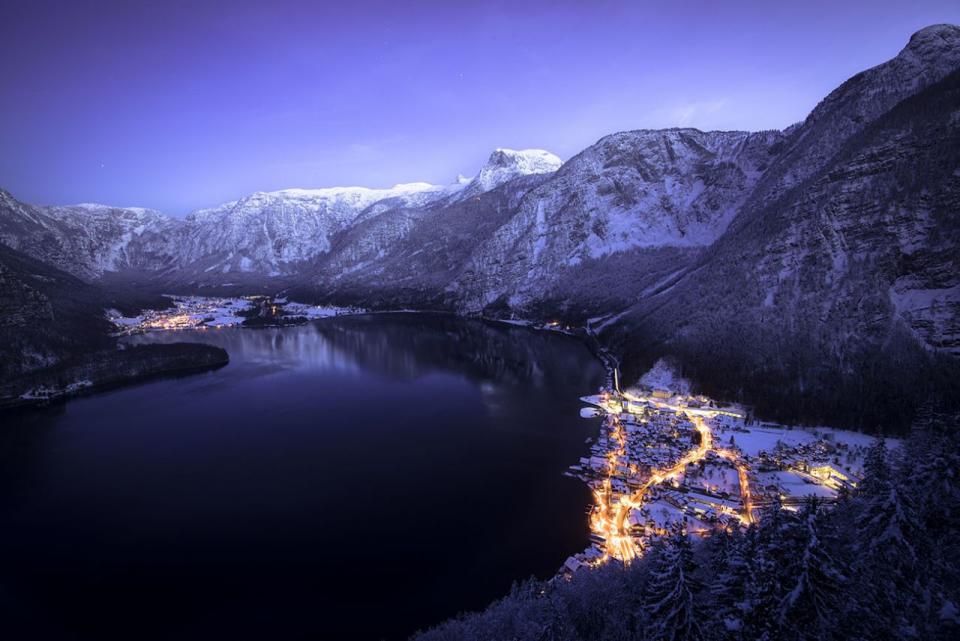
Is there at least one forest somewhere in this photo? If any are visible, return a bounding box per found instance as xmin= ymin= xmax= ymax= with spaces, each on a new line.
xmin=415 ymin=406 xmax=960 ymax=641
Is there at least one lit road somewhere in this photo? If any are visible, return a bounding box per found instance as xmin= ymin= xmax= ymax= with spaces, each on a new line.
xmin=588 ymin=395 xmax=754 ymax=563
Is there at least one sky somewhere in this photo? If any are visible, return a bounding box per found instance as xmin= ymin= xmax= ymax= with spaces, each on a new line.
xmin=1 ymin=0 xmax=959 ymax=215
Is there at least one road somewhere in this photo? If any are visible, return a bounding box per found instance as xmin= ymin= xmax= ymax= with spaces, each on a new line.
xmin=589 ymin=399 xmax=754 ymax=563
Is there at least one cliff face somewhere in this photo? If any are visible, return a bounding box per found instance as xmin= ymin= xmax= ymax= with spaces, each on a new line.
xmin=0 ymin=192 xmax=178 ymax=280
xmin=453 ymin=129 xmax=782 ymax=311
xmin=606 ymin=67 xmax=960 ymax=428
xmin=744 ymin=24 xmax=960 ymax=211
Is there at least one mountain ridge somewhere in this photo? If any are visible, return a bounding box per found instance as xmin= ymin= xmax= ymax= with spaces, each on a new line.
xmin=1 ymin=25 xmax=958 ymax=428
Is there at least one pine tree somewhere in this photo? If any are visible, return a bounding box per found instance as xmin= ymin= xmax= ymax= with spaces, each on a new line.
xmin=643 ymin=528 xmax=703 ymax=641
xmin=858 ymin=484 xmax=920 ymax=571
xmin=708 ymin=529 xmax=750 ymax=640
xmin=778 ymin=503 xmax=846 ymax=641
xmin=740 ymin=496 xmax=806 ymax=640
xmin=858 ymin=437 xmax=889 ymax=498
xmin=902 ymin=408 xmax=960 ymax=641
xmin=852 ymin=467 xmax=924 ymax=640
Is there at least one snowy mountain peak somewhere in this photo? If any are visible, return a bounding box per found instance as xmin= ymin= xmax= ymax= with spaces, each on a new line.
xmin=898 ymin=24 xmax=960 ymax=73
xmin=473 ymin=148 xmax=562 ymax=192
xmin=471 ymin=149 xmax=563 ymax=191
xmin=442 ymin=149 xmax=562 ymax=202
xmin=905 ymin=23 xmax=960 ymax=50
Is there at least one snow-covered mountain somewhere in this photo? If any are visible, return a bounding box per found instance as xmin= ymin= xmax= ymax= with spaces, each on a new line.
xmin=0 ymin=149 xmax=563 ymax=282
xmin=748 ymin=23 xmax=960 ymax=211
xmin=452 ymin=129 xmax=782 ymax=310
xmin=600 ymin=25 xmax=960 ymax=428
xmin=174 ymin=182 xmax=449 ymax=276
xmin=1 ymin=25 xmax=959 ymax=427
xmin=457 ymin=148 xmax=562 ymax=197
xmin=0 ymin=192 xmax=177 ymax=280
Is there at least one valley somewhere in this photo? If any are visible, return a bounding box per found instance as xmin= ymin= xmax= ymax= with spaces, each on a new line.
xmin=1 ymin=16 xmax=959 ymax=641
xmin=3 ymin=26 xmax=959 ymax=430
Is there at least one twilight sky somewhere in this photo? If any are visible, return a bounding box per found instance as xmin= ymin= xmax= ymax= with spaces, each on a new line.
xmin=1 ymin=0 xmax=959 ymax=215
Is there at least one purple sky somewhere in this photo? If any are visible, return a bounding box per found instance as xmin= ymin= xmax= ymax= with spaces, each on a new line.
xmin=1 ymin=0 xmax=959 ymax=215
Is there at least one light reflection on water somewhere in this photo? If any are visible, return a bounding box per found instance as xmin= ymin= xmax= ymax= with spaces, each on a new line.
xmin=1 ymin=313 xmax=605 ymax=641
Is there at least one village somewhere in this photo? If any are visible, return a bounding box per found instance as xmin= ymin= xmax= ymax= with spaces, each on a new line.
xmin=106 ymin=295 xmax=349 ymax=334
xmin=562 ymin=360 xmax=880 ymax=574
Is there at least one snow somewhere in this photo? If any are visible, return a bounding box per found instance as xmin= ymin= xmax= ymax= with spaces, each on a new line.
xmin=107 ymin=296 xmax=357 ymax=335
xmin=457 ymin=148 xmax=562 ymax=197
xmin=268 ymin=182 xmax=444 ymax=202
xmin=283 ymin=301 xmax=346 ymax=319
xmin=634 ymin=358 xmax=691 ymax=395
xmin=107 ymin=296 xmax=255 ymax=333
xmin=589 ymin=310 xmax=630 ymax=333
xmin=728 ymin=425 xmax=885 ymax=462
xmin=106 ymin=309 xmax=144 ymax=326
xmin=20 ymin=378 xmax=92 ymax=400
xmin=473 ymin=149 xmax=562 ymax=192
xmin=727 ymin=427 xmax=821 ymax=458
xmin=889 ymin=281 xmax=960 ymax=354
xmin=757 ymin=470 xmax=837 ymax=499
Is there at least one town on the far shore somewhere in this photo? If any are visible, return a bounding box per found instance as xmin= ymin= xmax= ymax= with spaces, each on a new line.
xmin=563 ymin=359 xmax=883 ymax=574
xmin=107 ymin=295 xmax=353 ymax=334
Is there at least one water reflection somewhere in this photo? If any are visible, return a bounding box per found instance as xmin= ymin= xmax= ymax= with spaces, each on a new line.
xmin=128 ymin=313 xmax=601 ymax=392
xmin=4 ymin=313 xmax=605 ymax=641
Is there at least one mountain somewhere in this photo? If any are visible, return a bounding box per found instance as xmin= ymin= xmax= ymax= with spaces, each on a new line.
xmin=0 ymin=149 xmax=563 ymax=286
xmin=746 ymin=24 xmax=960 ymax=211
xmin=0 ymin=191 xmax=177 ymax=280
xmin=174 ymin=183 xmax=449 ymax=278
xmin=0 ymin=242 xmax=112 ymax=378
xmin=604 ymin=31 xmax=960 ymax=428
xmin=1 ymin=25 xmax=958 ymax=428
xmin=458 ymin=148 xmax=562 ymax=196
xmin=452 ymin=129 xmax=784 ymax=311
xmin=308 ymin=172 xmax=557 ymax=308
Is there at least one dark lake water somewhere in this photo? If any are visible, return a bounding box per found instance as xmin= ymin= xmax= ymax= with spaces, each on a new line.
xmin=0 ymin=314 xmax=605 ymax=640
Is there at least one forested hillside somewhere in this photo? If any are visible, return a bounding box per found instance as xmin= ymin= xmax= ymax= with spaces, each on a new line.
xmin=415 ymin=407 xmax=960 ymax=641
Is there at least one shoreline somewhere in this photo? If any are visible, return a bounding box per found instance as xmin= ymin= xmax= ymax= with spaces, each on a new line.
xmin=0 ymin=343 xmax=229 ymax=412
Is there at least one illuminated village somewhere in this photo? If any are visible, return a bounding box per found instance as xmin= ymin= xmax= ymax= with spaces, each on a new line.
xmin=563 ymin=360 xmax=879 ymax=574
xmin=107 ymin=296 xmax=347 ymax=334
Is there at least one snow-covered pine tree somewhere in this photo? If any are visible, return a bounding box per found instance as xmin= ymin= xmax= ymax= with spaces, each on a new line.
xmin=707 ymin=529 xmax=750 ymax=640
xmin=858 ymin=437 xmax=889 ymax=499
xmin=858 ymin=484 xmax=920 ymax=574
xmin=904 ymin=407 xmax=960 ymax=540
xmin=642 ymin=527 xmax=703 ymax=641
xmin=902 ymin=409 xmax=960 ymax=641
xmin=850 ymin=440 xmax=925 ymax=641
xmin=778 ymin=501 xmax=846 ymax=641
xmin=740 ymin=496 xmax=804 ymax=640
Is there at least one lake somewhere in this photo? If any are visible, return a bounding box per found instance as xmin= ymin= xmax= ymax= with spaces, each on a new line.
xmin=0 ymin=314 xmax=605 ymax=640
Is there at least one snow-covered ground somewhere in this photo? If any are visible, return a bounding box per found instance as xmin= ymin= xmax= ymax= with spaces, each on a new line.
xmin=106 ymin=296 xmax=356 ymax=334
xmin=107 ymin=296 xmax=254 ymax=334
xmin=275 ymin=298 xmax=347 ymax=320
xmin=565 ymin=359 xmax=890 ymax=575
xmin=755 ymin=470 xmax=837 ymax=500
xmin=634 ymin=358 xmax=692 ymax=395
